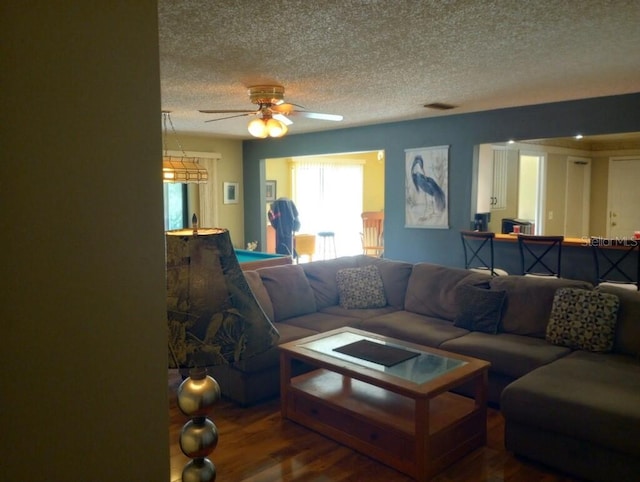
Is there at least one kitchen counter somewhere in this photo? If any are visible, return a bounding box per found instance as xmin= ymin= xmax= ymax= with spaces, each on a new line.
xmin=494 ymin=234 xmax=587 ymax=247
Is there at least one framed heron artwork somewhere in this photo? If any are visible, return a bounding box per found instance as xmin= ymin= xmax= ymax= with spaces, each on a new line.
xmin=405 ymin=146 xmax=449 ymax=229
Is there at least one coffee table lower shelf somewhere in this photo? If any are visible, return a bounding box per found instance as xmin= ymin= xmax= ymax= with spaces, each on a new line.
xmin=282 ymin=368 xmax=486 ymax=481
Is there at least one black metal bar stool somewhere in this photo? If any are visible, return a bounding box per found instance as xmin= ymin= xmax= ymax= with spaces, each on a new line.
xmin=517 ymin=234 xmax=564 ymax=277
xmin=317 ymin=231 xmax=337 ymax=259
xmin=590 ymin=237 xmax=639 ymax=290
xmin=460 ymin=230 xmax=508 ymax=276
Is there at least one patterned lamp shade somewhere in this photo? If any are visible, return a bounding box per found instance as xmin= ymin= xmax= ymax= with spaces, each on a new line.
xmin=166 ymin=228 xmax=279 ymax=369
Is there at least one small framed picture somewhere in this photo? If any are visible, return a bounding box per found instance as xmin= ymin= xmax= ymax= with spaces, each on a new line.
xmin=223 ymin=182 xmax=239 ymax=204
xmin=265 ymin=180 xmax=277 ymax=202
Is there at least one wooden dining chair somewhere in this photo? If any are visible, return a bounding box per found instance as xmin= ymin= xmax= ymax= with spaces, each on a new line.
xmin=460 ymin=230 xmax=508 ymax=276
xmin=590 ymin=237 xmax=639 ymax=290
xmin=361 ymin=211 xmax=384 ymax=257
xmin=518 ymin=234 xmax=564 ymax=277
xmin=294 ymin=233 xmax=316 ymax=264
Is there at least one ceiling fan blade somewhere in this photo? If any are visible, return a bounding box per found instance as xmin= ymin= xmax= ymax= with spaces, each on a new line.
xmin=273 ymin=113 xmax=293 ymax=126
xmin=296 ymin=111 xmax=344 ymax=122
xmin=204 ymin=113 xmax=253 ymax=123
xmin=199 ymin=109 xmax=256 ymax=114
xmin=271 ymin=103 xmax=300 ymax=114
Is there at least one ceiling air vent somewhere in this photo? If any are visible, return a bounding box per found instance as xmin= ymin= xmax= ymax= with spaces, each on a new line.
xmin=423 ymin=102 xmax=456 ymax=110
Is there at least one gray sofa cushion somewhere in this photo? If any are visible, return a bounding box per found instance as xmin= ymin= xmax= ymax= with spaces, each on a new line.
xmin=231 ymin=322 xmax=318 ymax=373
xmin=441 ymin=332 xmax=571 ymax=379
xmin=319 ymin=304 xmax=398 ymax=321
xmin=302 ymin=256 xmax=359 ymax=309
xmin=280 ymin=311 xmax=362 ymax=333
xmin=501 ymin=350 xmax=640 ymax=457
xmin=357 ymin=256 xmax=414 ymax=309
xmin=361 ymin=311 xmax=469 ymax=348
xmin=258 ymin=264 xmax=317 ymax=321
xmin=490 ymin=275 xmax=593 ymax=338
xmin=243 ymin=270 xmax=274 ymax=321
xmin=405 ymin=263 xmax=489 ymax=320
xmin=596 ymin=285 xmax=640 ymax=357
xmin=302 ymin=255 xmax=413 ymax=310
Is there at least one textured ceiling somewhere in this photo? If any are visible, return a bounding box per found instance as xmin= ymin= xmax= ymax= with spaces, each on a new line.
xmin=158 ymin=0 xmax=640 ymax=139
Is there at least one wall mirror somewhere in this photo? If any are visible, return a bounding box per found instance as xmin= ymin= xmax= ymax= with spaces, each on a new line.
xmin=473 ymin=132 xmax=640 ymax=239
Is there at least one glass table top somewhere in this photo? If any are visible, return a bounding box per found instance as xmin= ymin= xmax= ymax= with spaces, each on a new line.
xmin=298 ymin=330 xmax=467 ymax=384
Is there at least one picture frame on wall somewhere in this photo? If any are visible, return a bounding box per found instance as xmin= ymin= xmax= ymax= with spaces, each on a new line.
xmin=223 ymin=182 xmax=239 ymax=204
xmin=265 ymin=180 xmax=277 ymax=202
xmin=404 ymin=145 xmax=449 ymax=229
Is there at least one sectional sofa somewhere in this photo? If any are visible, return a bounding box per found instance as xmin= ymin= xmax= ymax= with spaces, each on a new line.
xmin=206 ymin=255 xmax=639 ymax=481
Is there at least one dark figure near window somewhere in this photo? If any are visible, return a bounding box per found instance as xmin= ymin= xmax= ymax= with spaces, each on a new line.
xmin=268 ymin=197 xmax=301 ymax=256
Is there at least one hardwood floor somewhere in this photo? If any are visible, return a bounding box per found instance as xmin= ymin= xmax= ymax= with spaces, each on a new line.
xmin=169 ymin=370 xmax=579 ymax=481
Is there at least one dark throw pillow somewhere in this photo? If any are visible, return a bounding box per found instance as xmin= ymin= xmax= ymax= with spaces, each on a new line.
xmin=546 ymin=287 xmax=620 ymax=352
xmin=336 ymin=264 xmax=387 ymax=309
xmin=453 ymin=284 xmax=506 ymax=334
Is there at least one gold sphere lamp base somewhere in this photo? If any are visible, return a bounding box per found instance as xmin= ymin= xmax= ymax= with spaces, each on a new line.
xmin=177 ymin=368 xmax=221 ymax=482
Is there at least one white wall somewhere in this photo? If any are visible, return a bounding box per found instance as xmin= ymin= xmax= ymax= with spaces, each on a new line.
xmin=1 ymin=3 xmax=169 ymax=480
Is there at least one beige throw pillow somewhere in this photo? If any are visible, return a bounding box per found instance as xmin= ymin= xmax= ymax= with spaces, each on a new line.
xmin=546 ymin=288 xmax=620 ymax=352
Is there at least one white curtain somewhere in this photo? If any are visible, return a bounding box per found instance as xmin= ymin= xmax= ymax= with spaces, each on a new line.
xmin=292 ymin=159 xmax=363 ymax=257
xmin=197 ymin=157 xmax=219 ymax=228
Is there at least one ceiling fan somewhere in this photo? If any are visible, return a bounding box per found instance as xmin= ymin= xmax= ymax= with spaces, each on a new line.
xmin=199 ymin=85 xmax=343 ymax=138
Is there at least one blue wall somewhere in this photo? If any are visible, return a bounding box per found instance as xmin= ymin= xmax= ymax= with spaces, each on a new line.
xmin=243 ymin=93 xmax=640 ymax=276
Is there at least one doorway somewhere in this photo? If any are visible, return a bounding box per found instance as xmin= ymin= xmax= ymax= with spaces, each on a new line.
xmin=518 ymin=151 xmax=545 ymax=234
xmin=292 ymin=157 xmax=364 ymax=256
xmin=265 ymin=150 xmax=385 ymax=257
xmin=564 ymin=157 xmax=591 ymax=238
xmin=608 ymin=157 xmax=640 ymax=238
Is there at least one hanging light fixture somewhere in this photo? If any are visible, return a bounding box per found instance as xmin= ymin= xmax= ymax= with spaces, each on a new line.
xmin=162 ymin=111 xmax=208 ymax=183
xmin=245 ymin=86 xmax=289 ymax=138
xmin=247 ymin=113 xmax=288 ymax=138
xmin=247 ymin=117 xmax=268 ymax=138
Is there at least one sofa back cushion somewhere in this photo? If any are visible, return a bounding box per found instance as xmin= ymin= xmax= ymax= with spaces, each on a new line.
xmin=258 ymin=264 xmax=317 ymax=321
xmin=243 ymin=270 xmax=275 ymax=321
xmin=596 ymin=285 xmax=640 ymax=357
xmin=302 ymin=257 xmax=360 ymax=309
xmin=357 ymin=256 xmax=413 ymax=309
xmin=405 ymin=263 xmax=488 ymax=320
xmin=490 ymin=275 xmax=592 ymax=338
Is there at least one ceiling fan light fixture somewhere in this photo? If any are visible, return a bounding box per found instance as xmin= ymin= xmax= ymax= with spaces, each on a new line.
xmin=202 ymin=84 xmax=342 ymax=137
xmin=248 ymin=118 xmax=268 ymax=138
xmin=266 ymin=118 xmax=287 ymax=137
xmin=248 ymin=117 xmax=288 ymax=138
xmin=248 ymin=85 xmax=285 ymax=105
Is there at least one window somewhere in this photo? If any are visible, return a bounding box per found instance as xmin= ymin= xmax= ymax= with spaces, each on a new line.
xmin=163 ymin=183 xmax=187 ymax=230
xmin=292 ymin=158 xmax=364 ymax=256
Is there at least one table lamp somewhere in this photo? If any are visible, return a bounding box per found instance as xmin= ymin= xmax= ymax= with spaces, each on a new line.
xmin=166 ymin=228 xmax=279 ymax=481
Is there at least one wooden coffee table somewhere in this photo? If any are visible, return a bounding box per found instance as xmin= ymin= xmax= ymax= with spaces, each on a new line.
xmin=279 ymin=327 xmax=490 ymax=481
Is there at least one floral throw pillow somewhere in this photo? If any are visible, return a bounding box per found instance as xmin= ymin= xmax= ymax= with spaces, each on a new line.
xmin=546 ymin=288 xmax=620 ymax=352
xmin=336 ymin=264 xmax=387 ymax=309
